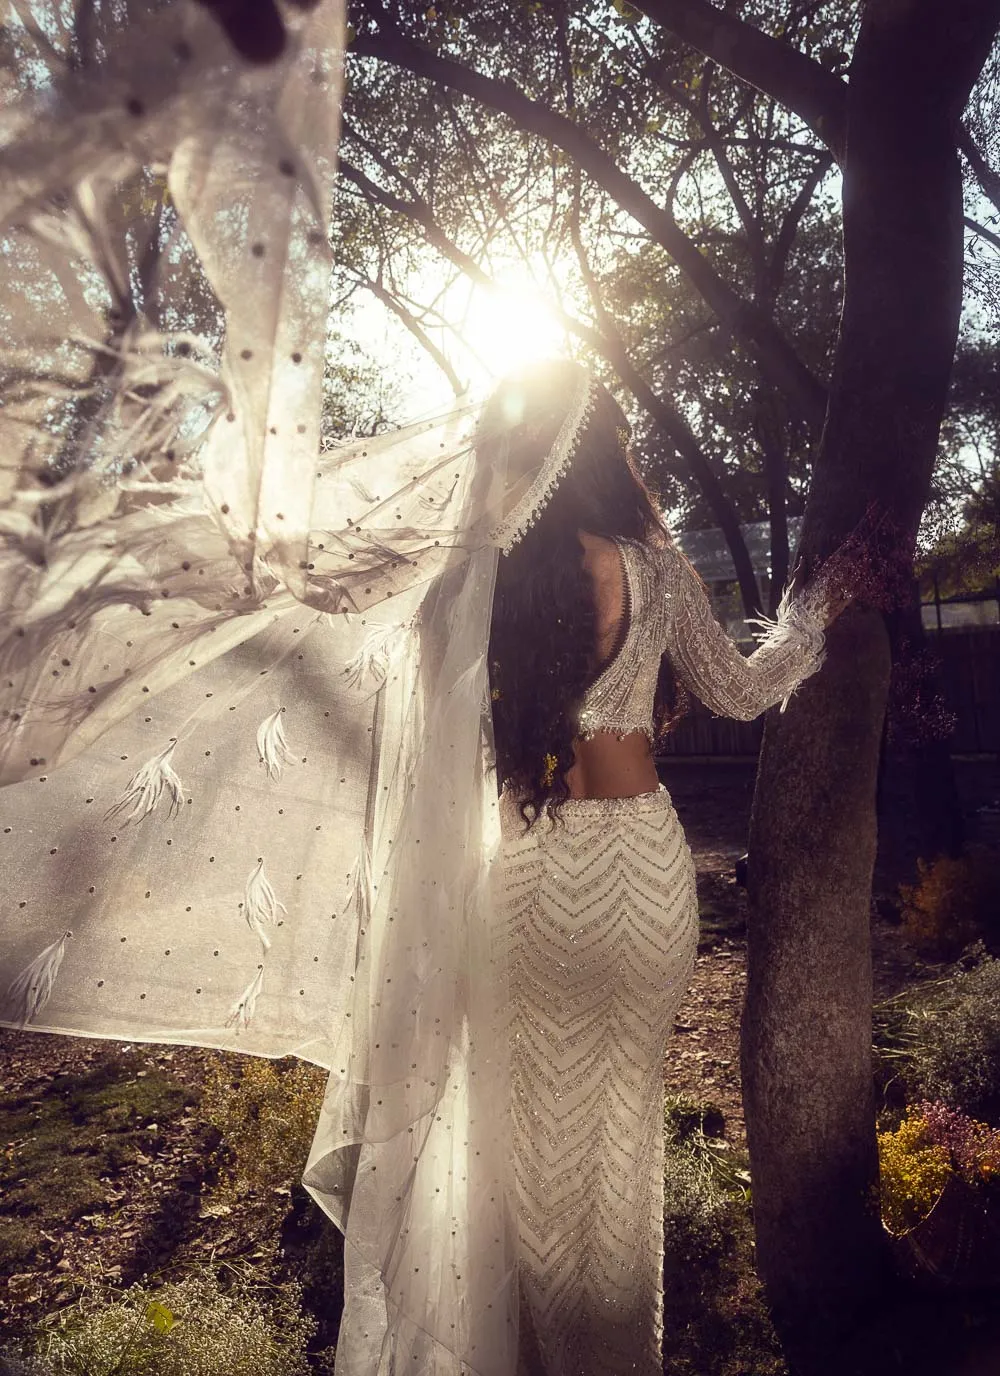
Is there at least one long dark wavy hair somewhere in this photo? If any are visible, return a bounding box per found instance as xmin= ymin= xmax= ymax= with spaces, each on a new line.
xmin=480 ymin=360 xmax=689 ymax=825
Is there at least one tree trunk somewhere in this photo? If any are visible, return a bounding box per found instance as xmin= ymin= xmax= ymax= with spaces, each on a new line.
xmin=741 ymin=2 xmax=1000 ymax=1369
xmin=885 ymin=588 xmax=966 ymax=866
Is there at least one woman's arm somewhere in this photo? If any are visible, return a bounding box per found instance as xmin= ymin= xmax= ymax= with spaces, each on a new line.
xmin=661 ymin=543 xmax=831 ymax=722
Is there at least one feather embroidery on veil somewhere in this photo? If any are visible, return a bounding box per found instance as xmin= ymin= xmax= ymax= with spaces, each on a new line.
xmin=256 ymin=708 xmax=296 ymax=781
xmin=449 ymin=652 xmax=486 ymax=702
xmin=2 ymin=932 xmax=72 ymax=1027
xmin=104 ymin=741 xmax=185 ymax=823
xmin=225 ymin=965 xmax=265 ymax=1031
xmin=344 ymin=838 xmax=374 ymax=928
xmin=343 ymin=621 xmax=413 ymax=693
xmin=243 ymin=858 xmax=286 ymax=952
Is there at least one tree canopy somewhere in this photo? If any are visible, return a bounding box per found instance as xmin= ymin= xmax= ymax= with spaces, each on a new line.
xmin=332 ymin=0 xmax=1000 ymax=615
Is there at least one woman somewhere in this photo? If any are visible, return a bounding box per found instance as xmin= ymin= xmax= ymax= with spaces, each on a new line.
xmin=473 ymin=360 xmax=832 ymax=1375
xmin=0 ymin=9 xmax=842 ymax=1374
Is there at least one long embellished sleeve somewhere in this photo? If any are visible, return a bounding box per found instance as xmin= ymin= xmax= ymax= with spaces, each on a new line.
xmin=660 ymin=542 xmax=828 ymax=721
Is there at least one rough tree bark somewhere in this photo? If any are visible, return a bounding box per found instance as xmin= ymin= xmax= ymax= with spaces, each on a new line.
xmin=738 ymin=2 xmax=1000 ymax=1369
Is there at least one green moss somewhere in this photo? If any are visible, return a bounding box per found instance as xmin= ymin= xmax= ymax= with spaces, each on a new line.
xmin=0 ymin=1058 xmax=195 ymax=1273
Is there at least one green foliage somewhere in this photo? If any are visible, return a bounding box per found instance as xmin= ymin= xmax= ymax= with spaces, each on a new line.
xmin=198 ymin=1058 xmax=326 ymax=1198
xmin=874 ymin=957 xmax=1000 ymax=1127
xmin=0 ymin=1060 xmax=195 ymax=1275
xmin=661 ymin=1098 xmax=786 ymax=1376
xmin=897 ymin=847 xmax=1000 ymax=960
xmin=22 ymin=1265 xmax=315 ymax=1376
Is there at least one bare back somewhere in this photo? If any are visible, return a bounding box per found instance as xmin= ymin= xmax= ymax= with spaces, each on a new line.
xmin=566 ymin=532 xmax=661 ymax=801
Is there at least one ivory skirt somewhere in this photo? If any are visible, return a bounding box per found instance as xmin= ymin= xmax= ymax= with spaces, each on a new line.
xmin=497 ymin=786 xmax=699 ymax=1376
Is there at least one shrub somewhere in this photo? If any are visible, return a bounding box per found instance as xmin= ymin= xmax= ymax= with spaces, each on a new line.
xmin=661 ymin=1098 xmax=786 ymax=1376
xmin=907 ymin=959 xmax=1000 ymax=1125
xmin=25 ymin=1266 xmax=314 ymax=1376
xmin=199 ymin=1058 xmax=326 ymax=1197
xmin=873 ymin=957 xmax=1000 ymax=1126
xmin=898 ymin=846 xmax=1000 ymax=960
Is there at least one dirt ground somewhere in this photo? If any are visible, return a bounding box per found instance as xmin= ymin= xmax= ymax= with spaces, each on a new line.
xmin=659 ymin=757 xmax=1000 ymax=1148
xmin=2 ymin=756 xmax=998 ymax=1344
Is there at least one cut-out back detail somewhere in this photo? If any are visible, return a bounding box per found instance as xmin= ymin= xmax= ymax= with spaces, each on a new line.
xmin=588 ymin=537 xmax=631 ymax=679
xmin=576 ymin=536 xmax=827 ymax=742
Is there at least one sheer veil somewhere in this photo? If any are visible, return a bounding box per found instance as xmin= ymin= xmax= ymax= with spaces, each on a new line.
xmin=0 ymin=2 xmax=518 ymax=1370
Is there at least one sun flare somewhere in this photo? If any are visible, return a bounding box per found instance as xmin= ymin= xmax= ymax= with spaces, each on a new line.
xmin=452 ymin=275 xmax=568 ymax=382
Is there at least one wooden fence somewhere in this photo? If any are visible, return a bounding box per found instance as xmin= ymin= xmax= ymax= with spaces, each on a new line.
xmin=657 ymin=628 xmax=999 ymax=759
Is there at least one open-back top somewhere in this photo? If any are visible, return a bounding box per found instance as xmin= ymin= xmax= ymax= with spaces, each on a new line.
xmin=576 ymin=535 xmax=828 ymax=741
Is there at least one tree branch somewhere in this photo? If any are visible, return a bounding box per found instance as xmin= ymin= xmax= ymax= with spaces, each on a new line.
xmin=354 ymin=270 xmax=464 ymax=397
xmin=696 ymin=65 xmax=769 ymax=286
xmin=340 ymin=158 xmax=492 ymax=289
xmin=345 ymin=136 xmax=763 ymax=615
xmin=566 ymin=180 xmax=761 ymax=616
xmin=959 ymin=123 xmax=1000 ymax=219
xmin=632 ymin=0 xmax=847 ymax=162
xmin=964 ymin=214 xmax=1000 ymax=254
xmin=353 ymin=22 xmax=828 ymax=431
xmin=768 ymin=149 xmax=835 ymax=302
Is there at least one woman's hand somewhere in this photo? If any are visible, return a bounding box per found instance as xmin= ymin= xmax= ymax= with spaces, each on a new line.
xmin=787 ymin=504 xmax=904 ymax=627
xmin=193 ymin=0 xmax=321 ymax=63
xmin=790 ymin=545 xmax=874 ymax=628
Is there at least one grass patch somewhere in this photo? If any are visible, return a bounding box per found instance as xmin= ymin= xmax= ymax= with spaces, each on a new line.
xmin=199 ymin=1058 xmax=326 ymax=1199
xmin=0 ymin=1058 xmax=195 ymax=1274
xmin=3 ymin=1262 xmax=326 ymax=1375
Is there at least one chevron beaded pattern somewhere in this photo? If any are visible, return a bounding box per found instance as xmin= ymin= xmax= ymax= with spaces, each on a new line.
xmin=497 ymin=789 xmax=699 ymax=1376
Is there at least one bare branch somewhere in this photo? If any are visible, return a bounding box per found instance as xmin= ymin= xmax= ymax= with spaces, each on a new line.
xmin=696 ymin=64 xmax=768 ymax=282
xmin=964 ymin=214 xmax=1000 ymax=254
xmin=353 ymin=271 xmax=464 ymax=397
xmin=768 ymin=150 xmax=835 ymax=302
xmin=353 ymin=22 xmax=828 ymax=430
xmin=339 ymin=159 xmax=492 ymax=289
xmin=632 ymin=0 xmax=847 ymax=161
xmin=959 ymin=123 xmax=1000 ymax=219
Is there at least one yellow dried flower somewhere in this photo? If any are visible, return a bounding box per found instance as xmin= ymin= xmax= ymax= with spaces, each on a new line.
xmin=897 ymin=846 xmax=1000 ymax=958
xmin=877 ymin=1111 xmax=953 ymax=1235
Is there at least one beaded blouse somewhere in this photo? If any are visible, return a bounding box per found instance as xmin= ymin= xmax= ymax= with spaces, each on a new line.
xmin=575 ymin=536 xmax=828 ymax=742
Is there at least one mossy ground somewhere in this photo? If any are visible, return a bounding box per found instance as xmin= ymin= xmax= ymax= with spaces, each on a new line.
xmin=0 ymin=1040 xmax=342 ymax=1369
xmin=2 ymin=1062 xmax=195 ymax=1275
